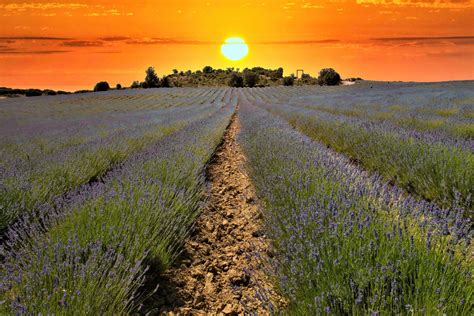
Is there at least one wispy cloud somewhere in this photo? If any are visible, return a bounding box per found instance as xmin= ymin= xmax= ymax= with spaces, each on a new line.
xmin=62 ymin=40 xmax=103 ymax=47
xmin=0 ymin=2 xmax=133 ymax=17
xmin=0 ymin=35 xmax=471 ymax=57
xmin=0 ymin=3 xmax=88 ymax=11
xmin=125 ymin=38 xmax=216 ymax=45
xmin=0 ymin=49 xmax=70 ymax=55
xmin=373 ymin=36 xmax=474 ymax=41
xmin=256 ymin=39 xmax=340 ymax=45
xmin=0 ymin=36 xmax=72 ymax=41
xmin=371 ymin=35 xmax=474 ymax=46
xmin=356 ymin=0 xmax=473 ymax=8
xmin=99 ymin=36 xmax=130 ymax=42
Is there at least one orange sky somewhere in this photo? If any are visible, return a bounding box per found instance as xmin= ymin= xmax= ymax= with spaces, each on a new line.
xmin=0 ymin=0 xmax=473 ymax=90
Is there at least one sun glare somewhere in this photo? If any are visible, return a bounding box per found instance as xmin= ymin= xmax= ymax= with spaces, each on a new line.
xmin=221 ymin=37 xmax=249 ymax=61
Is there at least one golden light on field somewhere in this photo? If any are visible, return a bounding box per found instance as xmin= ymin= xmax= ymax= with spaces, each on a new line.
xmin=221 ymin=38 xmax=249 ymax=61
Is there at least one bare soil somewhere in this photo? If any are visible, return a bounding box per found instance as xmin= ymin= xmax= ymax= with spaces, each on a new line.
xmin=151 ymin=111 xmax=282 ymax=315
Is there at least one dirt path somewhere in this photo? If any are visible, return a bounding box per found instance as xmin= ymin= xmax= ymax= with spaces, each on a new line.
xmin=153 ymin=109 xmax=282 ymax=315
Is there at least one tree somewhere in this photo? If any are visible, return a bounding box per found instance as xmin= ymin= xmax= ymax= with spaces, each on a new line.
xmin=283 ymin=76 xmax=294 ymax=86
xmin=244 ymin=71 xmax=259 ymax=88
xmin=272 ymin=67 xmax=284 ymax=80
xmin=228 ymin=73 xmax=244 ymax=87
xmin=94 ymin=81 xmax=110 ymax=92
xmin=172 ymin=69 xmax=179 ymax=75
xmin=44 ymin=89 xmax=57 ymax=95
xmin=25 ymin=89 xmax=43 ymax=97
xmin=318 ymin=68 xmax=341 ymax=86
xmin=145 ymin=67 xmax=160 ymax=88
xmin=203 ymin=66 xmax=214 ymax=74
xmin=116 ymin=84 xmax=122 ymax=90
xmin=131 ymin=81 xmax=140 ymax=89
xmin=161 ymin=76 xmax=171 ymax=88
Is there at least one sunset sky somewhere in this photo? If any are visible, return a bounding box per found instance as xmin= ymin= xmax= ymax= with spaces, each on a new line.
xmin=0 ymin=0 xmax=473 ymax=90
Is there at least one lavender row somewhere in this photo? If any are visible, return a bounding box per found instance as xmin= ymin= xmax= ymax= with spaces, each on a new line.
xmin=246 ymin=85 xmax=473 ymax=152
xmin=0 ymin=94 xmax=236 ymax=314
xmin=252 ymin=82 xmax=473 ymax=142
xmin=0 ymin=88 xmax=230 ymax=170
xmin=251 ymin=93 xmax=474 ymax=212
xmin=0 ymin=89 xmax=230 ymax=232
xmin=237 ymin=95 xmax=472 ymax=314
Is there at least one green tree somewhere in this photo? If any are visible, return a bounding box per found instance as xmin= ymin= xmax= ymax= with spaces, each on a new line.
xmin=244 ymin=71 xmax=259 ymax=88
xmin=145 ymin=67 xmax=160 ymax=88
xmin=228 ymin=73 xmax=244 ymax=87
xmin=94 ymin=81 xmax=110 ymax=92
xmin=161 ymin=76 xmax=171 ymax=88
xmin=283 ymin=76 xmax=294 ymax=86
xmin=318 ymin=68 xmax=341 ymax=86
xmin=272 ymin=67 xmax=284 ymax=80
xmin=25 ymin=89 xmax=43 ymax=97
xmin=203 ymin=66 xmax=214 ymax=74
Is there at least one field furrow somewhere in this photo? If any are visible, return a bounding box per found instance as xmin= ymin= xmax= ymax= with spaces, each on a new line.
xmin=147 ymin=108 xmax=284 ymax=314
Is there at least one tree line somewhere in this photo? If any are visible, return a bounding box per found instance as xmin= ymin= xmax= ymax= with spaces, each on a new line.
xmin=0 ymin=67 xmax=356 ymax=97
xmin=93 ymin=66 xmax=348 ymax=91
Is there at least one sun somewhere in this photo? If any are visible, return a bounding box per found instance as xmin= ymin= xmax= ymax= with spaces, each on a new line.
xmin=221 ymin=37 xmax=249 ymax=61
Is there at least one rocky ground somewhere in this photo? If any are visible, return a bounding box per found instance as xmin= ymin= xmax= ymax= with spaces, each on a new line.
xmin=147 ymin=111 xmax=282 ymax=315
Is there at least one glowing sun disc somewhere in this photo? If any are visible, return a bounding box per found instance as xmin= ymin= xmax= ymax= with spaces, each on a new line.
xmin=221 ymin=37 xmax=249 ymax=61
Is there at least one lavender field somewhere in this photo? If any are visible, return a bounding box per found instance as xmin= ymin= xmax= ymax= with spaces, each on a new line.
xmin=0 ymin=82 xmax=473 ymax=314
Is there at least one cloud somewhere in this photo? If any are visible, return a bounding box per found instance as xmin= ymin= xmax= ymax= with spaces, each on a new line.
xmin=372 ymin=35 xmax=474 ymax=41
xmin=256 ymin=39 xmax=340 ymax=45
xmin=0 ymin=36 xmax=72 ymax=41
xmin=93 ymin=50 xmax=122 ymax=54
xmin=248 ymin=36 xmax=474 ymax=50
xmin=356 ymin=0 xmax=473 ymax=8
xmin=125 ymin=38 xmax=215 ymax=45
xmin=0 ymin=3 xmax=88 ymax=11
xmin=62 ymin=40 xmax=103 ymax=47
xmin=301 ymin=3 xmax=324 ymax=9
xmin=0 ymin=49 xmax=70 ymax=55
xmin=371 ymin=36 xmax=474 ymax=46
xmin=0 ymin=47 xmax=17 ymax=52
xmin=0 ymin=2 xmax=131 ymax=17
xmin=99 ymin=36 xmax=130 ymax=42
xmin=426 ymin=50 xmax=474 ymax=58
xmin=83 ymin=11 xmax=133 ymax=17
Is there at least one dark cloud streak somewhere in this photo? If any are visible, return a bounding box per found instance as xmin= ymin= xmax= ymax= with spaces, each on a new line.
xmin=125 ymin=38 xmax=216 ymax=45
xmin=255 ymin=39 xmax=340 ymax=45
xmin=372 ymin=36 xmax=474 ymax=42
xmin=99 ymin=36 xmax=130 ymax=41
xmin=0 ymin=50 xmax=71 ymax=55
xmin=61 ymin=40 xmax=103 ymax=47
xmin=0 ymin=36 xmax=73 ymax=41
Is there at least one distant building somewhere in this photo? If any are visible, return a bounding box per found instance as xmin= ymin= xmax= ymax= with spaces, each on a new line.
xmin=296 ymin=69 xmax=304 ymax=79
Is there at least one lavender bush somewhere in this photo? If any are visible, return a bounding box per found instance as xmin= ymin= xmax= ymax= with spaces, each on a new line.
xmin=0 ymin=89 xmax=236 ymax=313
xmin=249 ymin=85 xmax=473 ymax=212
xmin=0 ymin=88 xmax=231 ymax=231
xmin=237 ymin=93 xmax=472 ymax=314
